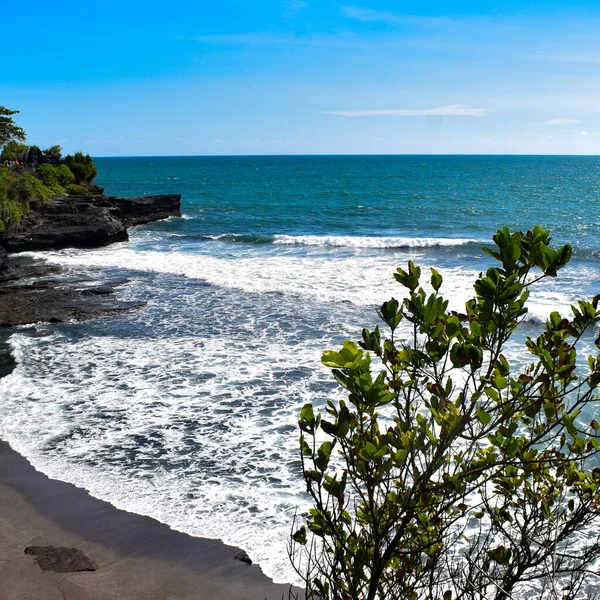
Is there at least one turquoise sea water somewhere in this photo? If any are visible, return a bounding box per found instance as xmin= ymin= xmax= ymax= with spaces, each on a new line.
xmin=0 ymin=155 xmax=599 ymax=583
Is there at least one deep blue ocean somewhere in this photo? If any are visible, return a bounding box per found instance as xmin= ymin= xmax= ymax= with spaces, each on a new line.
xmin=1 ymin=155 xmax=599 ymax=583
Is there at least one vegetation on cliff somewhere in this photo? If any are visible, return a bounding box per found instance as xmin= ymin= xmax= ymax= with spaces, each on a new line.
xmin=65 ymin=152 xmax=98 ymax=185
xmin=0 ymin=104 xmax=98 ymax=231
xmin=292 ymin=227 xmax=600 ymax=600
xmin=0 ymin=106 xmax=26 ymax=148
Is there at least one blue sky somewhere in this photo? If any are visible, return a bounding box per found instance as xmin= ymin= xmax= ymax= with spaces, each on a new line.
xmin=2 ymin=0 xmax=600 ymax=155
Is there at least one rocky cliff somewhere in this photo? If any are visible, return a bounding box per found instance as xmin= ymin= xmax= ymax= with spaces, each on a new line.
xmin=0 ymin=186 xmax=181 ymax=254
xmin=0 ymin=186 xmax=182 ymax=325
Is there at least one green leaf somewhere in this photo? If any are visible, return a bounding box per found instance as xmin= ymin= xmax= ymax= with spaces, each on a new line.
xmin=292 ymin=526 xmax=307 ymax=545
xmin=477 ymin=408 xmax=491 ymax=426
xmin=430 ymin=268 xmax=443 ymax=292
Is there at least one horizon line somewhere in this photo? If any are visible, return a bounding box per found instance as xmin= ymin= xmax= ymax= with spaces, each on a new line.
xmin=91 ymin=152 xmax=600 ymax=159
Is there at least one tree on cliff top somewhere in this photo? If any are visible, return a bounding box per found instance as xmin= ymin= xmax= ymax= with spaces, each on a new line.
xmin=291 ymin=226 xmax=600 ymax=600
xmin=65 ymin=152 xmax=98 ymax=185
xmin=0 ymin=105 xmax=26 ymax=148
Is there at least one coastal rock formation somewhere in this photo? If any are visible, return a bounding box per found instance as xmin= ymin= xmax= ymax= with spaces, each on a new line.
xmin=0 ymin=186 xmax=181 ymax=253
xmin=0 ymin=187 xmax=181 ymax=326
xmin=0 ymin=269 xmax=144 ymax=326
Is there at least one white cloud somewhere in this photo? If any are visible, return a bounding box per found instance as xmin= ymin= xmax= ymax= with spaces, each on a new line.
xmin=340 ymin=5 xmax=449 ymax=27
xmin=528 ymin=119 xmax=582 ymax=125
xmin=325 ymin=104 xmax=489 ymax=117
xmin=531 ymin=52 xmax=600 ymax=64
xmin=190 ymin=33 xmax=299 ymax=45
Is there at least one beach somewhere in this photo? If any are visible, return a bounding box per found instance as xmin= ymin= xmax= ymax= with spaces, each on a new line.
xmin=0 ymin=440 xmax=292 ymax=599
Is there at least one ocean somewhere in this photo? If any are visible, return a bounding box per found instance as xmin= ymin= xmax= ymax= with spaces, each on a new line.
xmin=1 ymin=155 xmax=599 ymax=584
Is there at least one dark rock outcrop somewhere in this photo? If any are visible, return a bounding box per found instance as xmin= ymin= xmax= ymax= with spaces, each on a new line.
xmin=0 ymin=187 xmax=181 ymax=326
xmin=0 ymin=187 xmax=181 ymax=254
xmin=0 ymin=269 xmax=144 ymax=326
xmin=99 ymin=194 xmax=183 ymax=228
xmin=234 ymin=550 xmax=253 ymax=564
xmin=25 ymin=546 xmax=96 ymax=572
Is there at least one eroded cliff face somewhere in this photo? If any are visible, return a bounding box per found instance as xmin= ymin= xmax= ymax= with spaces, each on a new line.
xmin=0 ymin=186 xmax=182 ymax=254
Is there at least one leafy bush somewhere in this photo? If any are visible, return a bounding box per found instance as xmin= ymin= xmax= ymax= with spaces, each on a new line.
xmin=0 ymin=168 xmax=64 ymax=231
xmin=65 ymin=183 xmax=89 ymax=195
xmin=65 ymin=152 xmax=98 ymax=185
xmin=56 ymin=164 xmax=75 ymax=186
xmin=37 ymin=164 xmax=59 ymax=186
xmin=37 ymin=164 xmax=75 ymax=187
xmin=0 ymin=169 xmax=30 ymax=231
xmin=0 ymin=140 xmax=28 ymax=162
xmin=292 ymin=226 xmax=600 ymax=600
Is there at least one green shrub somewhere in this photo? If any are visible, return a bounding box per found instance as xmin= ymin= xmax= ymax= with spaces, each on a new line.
xmin=0 ymin=140 xmax=28 ymax=162
xmin=65 ymin=183 xmax=89 ymax=195
xmin=37 ymin=164 xmax=59 ymax=186
xmin=56 ymin=164 xmax=75 ymax=186
xmin=0 ymin=169 xmax=30 ymax=231
xmin=0 ymin=168 xmax=65 ymax=231
xmin=37 ymin=164 xmax=75 ymax=187
xmin=65 ymin=152 xmax=98 ymax=185
xmin=292 ymin=226 xmax=600 ymax=600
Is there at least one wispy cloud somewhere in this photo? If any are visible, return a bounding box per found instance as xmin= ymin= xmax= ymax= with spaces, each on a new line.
xmin=188 ymin=33 xmax=300 ymax=45
xmin=183 ymin=32 xmax=374 ymax=49
xmin=530 ymin=52 xmax=600 ymax=64
xmin=340 ymin=5 xmax=450 ymax=27
xmin=325 ymin=105 xmax=489 ymax=117
xmin=528 ymin=119 xmax=582 ymax=125
xmin=285 ymin=0 xmax=307 ymax=16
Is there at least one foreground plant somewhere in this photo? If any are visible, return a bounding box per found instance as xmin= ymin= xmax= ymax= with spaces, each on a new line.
xmin=290 ymin=226 xmax=600 ymax=600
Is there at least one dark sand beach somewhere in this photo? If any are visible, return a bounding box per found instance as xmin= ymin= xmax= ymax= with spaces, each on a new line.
xmin=0 ymin=440 xmax=293 ymax=599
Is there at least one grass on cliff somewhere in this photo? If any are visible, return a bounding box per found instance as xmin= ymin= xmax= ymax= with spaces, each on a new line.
xmin=0 ymin=168 xmax=64 ymax=232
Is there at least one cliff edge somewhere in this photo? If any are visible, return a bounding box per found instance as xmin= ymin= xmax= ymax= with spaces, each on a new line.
xmin=0 ymin=186 xmax=182 ymax=254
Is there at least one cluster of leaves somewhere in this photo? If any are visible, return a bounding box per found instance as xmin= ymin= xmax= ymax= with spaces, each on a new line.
xmin=37 ymin=164 xmax=75 ymax=188
xmin=0 ymin=140 xmax=28 ymax=162
xmin=64 ymin=152 xmax=97 ymax=185
xmin=0 ymin=105 xmax=26 ymax=148
xmin=291 ymin=227 xmax=600 ymax=600
xmin=65 ymin=183 xmax=90 ymax=195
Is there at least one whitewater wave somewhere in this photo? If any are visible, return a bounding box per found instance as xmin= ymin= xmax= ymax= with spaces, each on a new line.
xmin=25 ymin=241 xmax=583 ymax=323
xmin=273 ymin=234 xmax=481 ymax=249
xmin=179 ymin=232 xmax=482 ymax=249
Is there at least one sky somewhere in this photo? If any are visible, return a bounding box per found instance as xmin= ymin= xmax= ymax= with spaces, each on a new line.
xmin=2 ymin=0 xmax=600 ymax=156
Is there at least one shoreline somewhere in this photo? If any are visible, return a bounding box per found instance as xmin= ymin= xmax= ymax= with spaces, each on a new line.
xmin=0 ymin=188 xmax=298 ymax=598
xmin=0 ymin=437 xmax=294 ymax=599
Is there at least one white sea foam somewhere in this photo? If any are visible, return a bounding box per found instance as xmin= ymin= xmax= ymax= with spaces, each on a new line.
xmin=26 ymin=239 xmax=582 ymax=323
xmin=0 ymin=322 xmax=330 ymax=584
xmin=273 ymin=234 xmax=480 ymax=249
